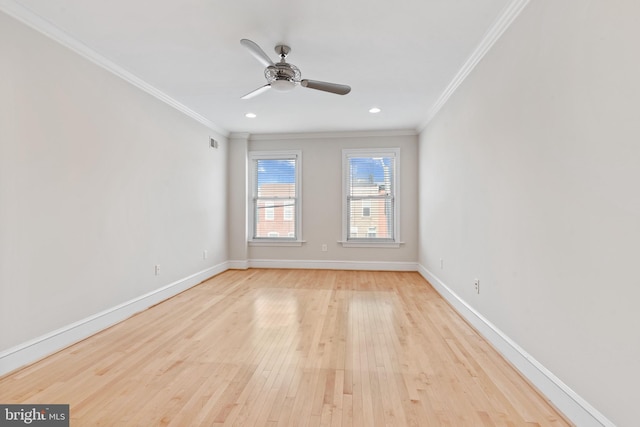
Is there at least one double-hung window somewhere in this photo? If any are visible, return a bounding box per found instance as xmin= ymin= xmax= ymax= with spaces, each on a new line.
xmin=342 ymin=148 xmax=400 ymax=247
xmin=249 ymin=150 xmax=301 ymax=244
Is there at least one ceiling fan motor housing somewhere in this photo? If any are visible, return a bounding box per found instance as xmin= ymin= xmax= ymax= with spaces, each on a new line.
xmin=265 ymin=62 xmax=301 ymax=91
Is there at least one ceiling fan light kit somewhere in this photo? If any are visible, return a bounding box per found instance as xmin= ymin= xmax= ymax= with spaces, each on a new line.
xmin=240 ymin=39 xmax=351 ymax=99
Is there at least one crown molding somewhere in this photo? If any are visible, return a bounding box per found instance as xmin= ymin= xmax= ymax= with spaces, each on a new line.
xmin=417 ymin=0 xmax=530 ymax=133
xmin=0 ymin=0 xmax=229 ymax=138
xmin=248 ymin=129 xmax=418 ymax=141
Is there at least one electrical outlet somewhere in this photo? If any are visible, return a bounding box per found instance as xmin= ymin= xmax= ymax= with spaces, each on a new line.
xmin=474 ymin=278 xmax=480 ymax=294
xmin=203 ymin=250 xmax=208 ymax=259
xmin=321 ymin=244 xmax=328 ymax=252
xmin=155 ymin=265 xmax=161 ymax=276
xmin=440 ymin=258 xmax=444 ymax=269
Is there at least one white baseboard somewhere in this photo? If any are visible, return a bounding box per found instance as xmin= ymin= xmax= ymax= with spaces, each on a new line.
xmin=417 ymin=264 xmax=614 ymax=427
xmin=247 ymin=259 xmax=418 ymax=271
xmin=0 ymin=262 xmax=229 ymax=377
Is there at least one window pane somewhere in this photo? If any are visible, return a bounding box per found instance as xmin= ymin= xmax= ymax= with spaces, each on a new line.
xmin=253 ymin=157 xmax=298 ymax=239
xmin=256 ymin=159 xmax=296 ymax=198
xmin=255 ymin=200 xmax=296 ymax=238
xmin=348 ymin=197 xmax=394 ymax=239
xmin=346 ymin=155 xmax=395 ymax=241
xmin=347 ymin=157 xmax=393 ymax=197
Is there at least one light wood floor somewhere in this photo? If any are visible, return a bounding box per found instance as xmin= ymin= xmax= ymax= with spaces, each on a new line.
xmin=0 ymin=269 xmax=570 ymax=426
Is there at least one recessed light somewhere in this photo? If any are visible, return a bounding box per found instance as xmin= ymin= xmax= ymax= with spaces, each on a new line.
xmin=245 ymin=112 xmax=257 ymax=118
xmin=369 ymin=107 xmax=381 ymax=114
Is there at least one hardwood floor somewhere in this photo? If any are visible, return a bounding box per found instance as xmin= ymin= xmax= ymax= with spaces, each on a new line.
xmin=0 ymin=269 xmax=570 ymax=426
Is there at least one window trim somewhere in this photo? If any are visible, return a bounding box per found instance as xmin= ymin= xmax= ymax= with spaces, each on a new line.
xmin=340 ymin=148 xmax=402 ymax=248
xmin=248 ymin=150 xmax=303 ymax=246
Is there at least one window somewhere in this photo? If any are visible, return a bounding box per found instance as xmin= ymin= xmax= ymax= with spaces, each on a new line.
xmin=342 ymin=148 xmax=400 ymax=247
xmin=284 ymin=205 xmax=294 ymax=221
xmin=362 ymin=200 xmax=371 ymax=217
xmin=265 ymin=202 xmax=275 ymax=220
xmin=249 ymin=150 xmax=301 ymax=243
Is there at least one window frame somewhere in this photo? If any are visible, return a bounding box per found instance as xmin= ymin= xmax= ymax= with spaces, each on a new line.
xmin=248 ymin=150 xmax=303 ymax=246
xmin=341 ymin=148 xmax=401 ymax=248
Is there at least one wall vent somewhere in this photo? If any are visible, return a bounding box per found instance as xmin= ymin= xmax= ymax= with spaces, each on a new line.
xmin=209 ymin=137 xmax=218 ymax=149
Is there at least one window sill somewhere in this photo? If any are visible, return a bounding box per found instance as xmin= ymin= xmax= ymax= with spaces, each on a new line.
xmin=249 ymin=240 xmax=306 ymax=247
xmin=338 ymin=241 xmax=403 ymax=248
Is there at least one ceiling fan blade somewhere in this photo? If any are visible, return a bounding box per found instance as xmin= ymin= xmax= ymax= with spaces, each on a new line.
xmin=241 ymin=84 xmax=271 ymax=100
xmin=240 ymin=39 xmax=274 ymax=67
xmin=300 ymin=79 xmax=351 ymax=95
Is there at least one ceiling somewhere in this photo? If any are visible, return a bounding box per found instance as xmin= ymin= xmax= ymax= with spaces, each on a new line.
xmin=5 ymin=0 xmax=514 ymax=135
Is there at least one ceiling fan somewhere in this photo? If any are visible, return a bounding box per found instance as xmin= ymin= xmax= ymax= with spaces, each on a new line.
xmin=240 ymin=39 xmax=351 ymax=99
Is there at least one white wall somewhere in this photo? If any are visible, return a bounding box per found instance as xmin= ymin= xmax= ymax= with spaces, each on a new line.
xmin=0 ymin=11 xmax=228 ymax=363
xmin=419 ymin=1 xmax=639 ymax=426
xmin=228 ymin=132 xmax=419 ymax=269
